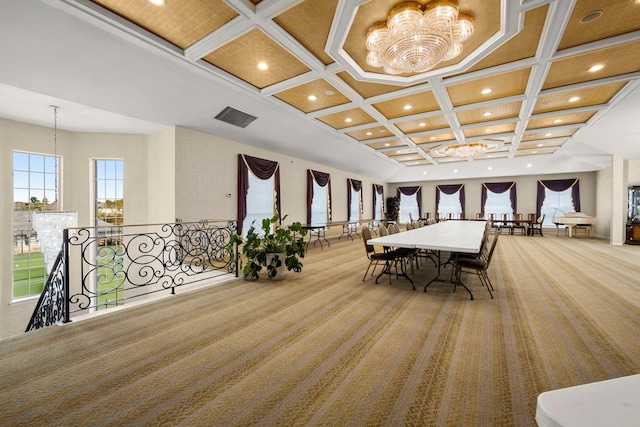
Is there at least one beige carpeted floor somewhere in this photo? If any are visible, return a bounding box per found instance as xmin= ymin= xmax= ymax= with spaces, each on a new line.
xmin=1 ymin=233 xmax=639 ymax=426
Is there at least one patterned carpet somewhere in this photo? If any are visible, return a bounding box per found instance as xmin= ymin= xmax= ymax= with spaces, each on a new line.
xmin=1 ymin=233 xmax=639 ymax=426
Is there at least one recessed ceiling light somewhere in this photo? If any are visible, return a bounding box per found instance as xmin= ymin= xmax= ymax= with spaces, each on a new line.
xmin=383 ymin=141 xmax=389 ymax=145
xmin=257 ymin=61 xmax=268 ymax=70
xmin=149 ymin=0 xmax=164 ymax=5
xmin=527 ymin=163 xmax=532 ymax=168
xmin=580 ymin=10 xmax=603 ymax=23
xmin=554 ymin=119 xmax=563 ymax=123
xmin=345 ymin=118 xmax=352 ymax=123
xmin=533 ymin=150 xmax=538 ymax=154
xmin=488 ymin=166 xmax=493 ymax=170
xmin=481 ymin=88 xmax=492 ymax=95
xmin=423 ymin=171 xmax=427 ymax=175
xmin=325 ymin=90 xmax=335 ymax=96
xmin=403 ymin=105 xmax=412 ymax=110
xmin=545 ymin=133 xmax=553 ymax=137
xmin=587 ymin=64 xmax=604 ymax=73
xmin=485 ymin=128 xmax=492 ymax=133
xmin=482 ymin=112 xmax=492 ymax=117
xmin=368 ymin=132 xmax=374 ymax=136
xmin=487 ymin=155 xmax=493 ymax=158
xmin=430 ymin=136 xmax=436 ymax=140
xmin=453 ymin=169 xmax=458 ymax=173
xmin=419 ymin=122 xmax=426 ymax=127
xmin=568 ymin=96 xmax=580 ymax=102
xmin=307 ymin=95 xmax=316 ymax=101
xmin=537 ymin=143 xmax=544 ymax=147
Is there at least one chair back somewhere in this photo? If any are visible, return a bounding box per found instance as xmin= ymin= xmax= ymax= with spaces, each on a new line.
xmin=389 ymin=223 xmax=400 ymax=234
xmin=405 ymin=222 xmax=413 ymax=230
xmin=361 ymin=226 xmax=374 ymax=253
xmin=502 ymin=213 xmax=509 ymax=221
xmin=485 ymin=232 xmax=500 ymax=265
xmin=378 ymin=225 xmax=389 ymax=237
xmin=476 ymin=213 xmax=484 ymax=220
xmin=537 ymin=214 xmax=545 ymax=225
xmin=528 ymin=213 xmax=536 ymax=223
xmin=515 ymin=213 xmax=523 ymax=221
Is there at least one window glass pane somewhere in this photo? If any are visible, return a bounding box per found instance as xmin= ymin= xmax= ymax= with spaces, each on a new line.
xmin=400 ymin=192 xmax=419 ymax=223
xmin=44 ymin=156 xmax=56 ymax=173
xmin=95 ymin=159 xmax=124 ymax=226
xmin=244 ymin=171 xmax=275 ymax=237
xmin=311 ymin=181 xmax=327 ymax=225
xmin=438 ymin=191 xmax=462 ymax=219
xmin=541 ymin=188 xmax=575 ymax=226
xmin=484 ymin=189 xmax=513 ymax=218
xmin=14 ymin=152 xmax=29 ymax=171
xmin=29 ymin=155 xmax=44 ymax=172
xmin=349 ymin=187 xmax=360 ymax=221
xmin=374 ymin=194 xmax=382 ymax=220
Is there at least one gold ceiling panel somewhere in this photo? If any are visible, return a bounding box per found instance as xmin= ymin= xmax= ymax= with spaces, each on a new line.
xmin=366 ymin=140 xmax=407 ymax=150
xmin=467 ymin=5 xmax=548 ymax=73
xmin=456 ymin=101 xmax=522 ymax=126
xmin=395 ymin=115 xmax=449 ymax=134
xmin=372 ymin=91 xmax=440 ymax=119
xmin=401 ymin=159 xmax=431 ymax=166
xmin=203 ymin=29 xmax=310 ymax=89
xmin=518 ymin=139 xmax=566 ymax=150
xmin=558 ymin=0 xmax=640 ymax=50
xmin=343 ymin=0 xmax=502 ymax=75
xmin=533 ymin=82 xmax=626 ymax=114
xmin=473 ymin=151 xmax=509 ymax=160
xmin=543 ymin=41 xmax=640 ymax=90
xmin=346 ymin=126 xmax=393 ymax=141
xmin=336 ymin=72 xmax=407 ymax=99
xmin=521 ymin=129 xmax=577 ymax=141
xmin=273 ymin=79 xmax=351 ymax=113
xmin=463 ymin=123 xmax=516 ymax=138
xmin=515 ymin=147 xmax=558 ymax=156
xmin=412 ymin=132 xmax=456 ymax=145
xmin=273 ymin=0 xmax=338 ymax=66
xmin=526 ymin=112 xmax=596 ymax=130
xmin=316 ymin=108 xmax=376 ymax=129
xmin=446 ymin=68 xmax=532 ymax=107
xmin=434 ymin=157 xmax=467 ymax=164
xmin=91 ymin=0 xmax=237 ymax=50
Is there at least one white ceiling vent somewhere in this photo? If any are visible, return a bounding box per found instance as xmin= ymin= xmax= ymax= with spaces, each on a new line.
xmin=214 ymin=106 xmax=257 ymax=128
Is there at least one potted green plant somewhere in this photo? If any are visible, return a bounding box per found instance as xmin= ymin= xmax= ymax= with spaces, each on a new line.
xmin=385 ymin=196 xmax=400 ymax=223
xmin=227 ymin=215 xmax=308 ymax=280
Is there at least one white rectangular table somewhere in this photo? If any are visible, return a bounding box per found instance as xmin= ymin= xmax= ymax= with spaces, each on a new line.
xmin=536 ymin=374 xmax=640 ymax=427
xmin=367 ymin=220 xmax=486 ymax=299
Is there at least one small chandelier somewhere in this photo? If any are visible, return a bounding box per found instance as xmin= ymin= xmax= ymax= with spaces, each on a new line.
xmin=366 ymin=0 xmax=474 ymax=75
xmin=444 ymin=142 xmax=488 ymax=158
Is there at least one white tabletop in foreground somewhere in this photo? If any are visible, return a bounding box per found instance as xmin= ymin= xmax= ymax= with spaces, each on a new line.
xmin=536 ymin=374 xmax=640 ymax=427
xmin=367 ymin=220 xmax=486 ymax=253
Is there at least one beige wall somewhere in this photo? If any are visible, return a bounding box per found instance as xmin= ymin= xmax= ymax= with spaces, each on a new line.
xmin=629 ymin=159 xmax=640 ymax=186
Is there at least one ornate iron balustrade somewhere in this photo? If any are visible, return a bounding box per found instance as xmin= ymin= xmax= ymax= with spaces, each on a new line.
xmin=26 ymin=220 xmax=239 ymax=331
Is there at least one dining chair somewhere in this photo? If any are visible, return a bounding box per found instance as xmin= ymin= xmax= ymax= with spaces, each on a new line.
xmin=499 ymin=213 xmax=513 ymax=234
xmin=360 ymin=226 xmax=392 ymax=281
xmin=454 ymin=232 xmax=499 ymax=299
xmin=405 ymin=222 xmax=413 ymax=231
xmin=529 ymin=214 xmax=545 ymax=236
xmin=512 ymin=213 xmax=527 ymax=235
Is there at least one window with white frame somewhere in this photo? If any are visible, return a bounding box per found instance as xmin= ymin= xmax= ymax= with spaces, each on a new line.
xmin=399 ymin=192 xmax=419 ymax=223
xmin=12 ymin=152 xmax=58 ymax=299
xmin=95 ymin=160 xmax=124 ymax=226
xmin=243 ymin=170 xmax=275 ymax=237
xmin=374 ymin=193 xmax=382 ymax=221
xmin=438 ymin=192 xmax=462 ymax=219
xmin=311 ymin=180 xmax=328 ymax=224
xmin=349 ymin=186 xmax=361 ymax=221
xmin=484 ymin=189 xmax=513 ymax=219
xmin=541 ymin=188 xmax=575 ymax=226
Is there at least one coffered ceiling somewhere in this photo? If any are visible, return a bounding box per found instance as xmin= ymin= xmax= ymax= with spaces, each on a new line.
xmin=1 ymin=0 xmax=640 ymax=182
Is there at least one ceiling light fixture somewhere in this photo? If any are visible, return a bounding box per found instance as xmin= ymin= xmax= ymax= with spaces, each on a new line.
xmin=481 ymin=88 xmax=492 ymax=95
xmin=149 ymin=0 xmax=164 ymax=5
xmin=257 ymin=62 xmax=268 ymax=70
xmin=568 ymin=96 xmax=580 ymax=102
xmin=482 ymin=112 xmax=492 ymax=117
xmin=365 ymin=1 xmax=474 ymax=75
xmin=587 ymin=64 xmax=604 ymax=72
xmin=419 ymin=122 xmax=426 ymax=127
xmin=307 ymin=95 xmax=317 ymax=101
xmin=444 ymin=142 xmax=488 ymax=158
xmin=345 ymin=118 xmax=352 ymax=123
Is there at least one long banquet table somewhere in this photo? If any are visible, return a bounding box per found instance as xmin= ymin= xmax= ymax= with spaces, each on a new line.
xmin=367 ymin=220 xmax=487 ymax=299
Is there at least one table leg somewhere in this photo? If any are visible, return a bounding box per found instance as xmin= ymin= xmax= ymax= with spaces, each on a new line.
xmin=423 ymin=251 xmax=474 ymax=300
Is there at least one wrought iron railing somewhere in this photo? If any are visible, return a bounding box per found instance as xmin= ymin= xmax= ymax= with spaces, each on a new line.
xmin=26 ymin=220 xmax=239 ymax=331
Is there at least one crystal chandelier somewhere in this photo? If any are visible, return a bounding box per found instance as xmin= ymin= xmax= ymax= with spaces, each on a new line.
xmin=366 ymin=0 xmax=474 ymax=75
xmin=444 ymin=142 xmax=488 ymax=158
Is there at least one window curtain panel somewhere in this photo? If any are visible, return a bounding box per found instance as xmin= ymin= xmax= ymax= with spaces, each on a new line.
xmin=237 ymin=154 xmax=281 ymax=235
xmin=435 ymin=184 xmax=465 ymax=217
xmin=536 ymin=179 xmax=580 ymax=217
xmin=397 ymin=186 xmax=422 ymax=218
xmin=347 ymin=179 xmax=363 ymax=221
xmin=306 ymin=169 xmax=332 ymax=225
xmin=373 ymin=184 xmax=384 ymax=219
xmin=481 ymin=182 xmax=516 ymax=215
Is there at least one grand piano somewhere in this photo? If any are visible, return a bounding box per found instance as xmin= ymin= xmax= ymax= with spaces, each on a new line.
xmin=552 ymin=212 xmax=597 ymax=238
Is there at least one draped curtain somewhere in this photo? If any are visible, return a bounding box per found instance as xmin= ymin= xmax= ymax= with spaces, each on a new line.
xmin=536 ymin=179 xmax=580 ymax=217
xmin=347 ymin=179 xmax=363 ymax=221
xmin=396 ymin=186 xmax=422 ymax=218
xmin=306 ymin=170 xmax=332 ymax=225
xmin=237 ymin=154 xmax=281 ymax=235
xmin=481 ymin=182 xmax=517 ymax=215
xmin=373 ymin=184 xmax=384 ymax=219
xmin=436 ymin=184 xmax=465 ymax=217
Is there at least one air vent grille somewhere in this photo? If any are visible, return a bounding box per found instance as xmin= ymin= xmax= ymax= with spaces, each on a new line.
xmin=214 ymin=106 xmax=257 ymax=128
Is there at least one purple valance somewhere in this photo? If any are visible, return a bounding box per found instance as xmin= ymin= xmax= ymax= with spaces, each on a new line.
xmin=307 ymin=169 xmax=332 ymax=225
xmin=536 ymin=179 xmax=580 ymax=217
xmin=436 ymin=184 xmax=465 ymax=217
xmin=481 ymin=182 xmax=517 ymax=215
xmin=348 ymin=179 xmax=363 ymax=221
xmin=237 ymin=154 xmax=281 ymax=235
xmin=397 ymin=186 xmax=422 ymax=218
xmin=373 ymin=184 xmax=384 ymax=219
